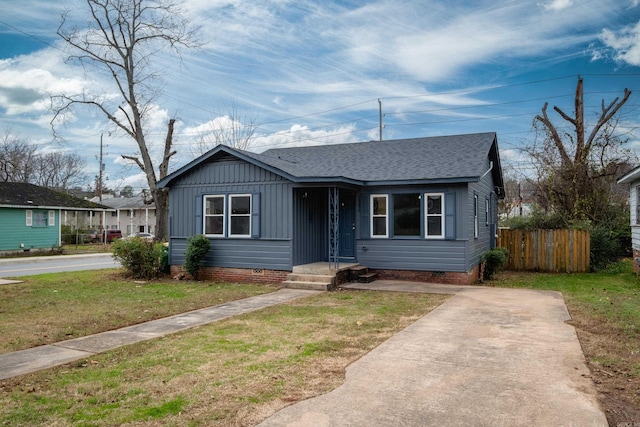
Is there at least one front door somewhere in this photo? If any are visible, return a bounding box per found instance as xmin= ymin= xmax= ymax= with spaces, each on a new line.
xmin=339 ymin=192 xmax=356 ymax=259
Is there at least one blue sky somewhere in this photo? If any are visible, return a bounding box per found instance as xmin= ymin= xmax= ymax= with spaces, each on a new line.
xmin=1 ymin=0 xmax=640 ymax=192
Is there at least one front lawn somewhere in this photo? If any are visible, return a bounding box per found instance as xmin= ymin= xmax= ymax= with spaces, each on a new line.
xmin=0 ymin=286 xmax=447 ymax=426
xmin=0 ymin=270 xmax=276 ymax=354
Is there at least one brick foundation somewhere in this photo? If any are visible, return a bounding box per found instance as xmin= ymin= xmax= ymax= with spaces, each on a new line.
xmin=169 ymin=265 xmax=289 ymax=284
xmin=371 ymin=264 xmax=482 ymax=286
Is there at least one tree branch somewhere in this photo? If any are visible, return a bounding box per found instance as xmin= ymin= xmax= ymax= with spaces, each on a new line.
xmin=535 ymin=103 xmax=571 ymax=165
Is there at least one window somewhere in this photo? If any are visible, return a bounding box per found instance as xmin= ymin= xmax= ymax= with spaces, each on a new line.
xmin=229 ymin=194 xmax=251 ymax=237
xmin=371 ymin=195 xmax=388 ymax=237
xmin=425 ymin=193 xmax=444 ymax=238
xmin=393 ymin=193 xmax=421 ymax=236
xmin=26 ymin=210 xmax=32 ymax=226
xmin=485 ymin=198 xmax=489 ymax=226
xmin=48 ymin=210 xmax=55 ymax=226
xmin=473 ymin=194 xmax=479 ymax=238
xmin=32 ymin=211 xmax=47 ymax=227
xmin=204 ymin=195 xmax=225 ymax=236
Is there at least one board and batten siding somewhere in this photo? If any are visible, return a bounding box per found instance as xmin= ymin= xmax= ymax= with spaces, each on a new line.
xmin=0 ymin=207 xmax=59 ymax=251
xmin=166 ymin=158 xmax=294 ymax=271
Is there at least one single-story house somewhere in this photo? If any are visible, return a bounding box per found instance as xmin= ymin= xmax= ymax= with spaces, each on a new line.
xmin=0 ymin=182 xmax=111 ymax=253
xmin=617 ymin=166 xmax=640 ymax=272
xmin=157 ymin=132 xmax=504 ymax=286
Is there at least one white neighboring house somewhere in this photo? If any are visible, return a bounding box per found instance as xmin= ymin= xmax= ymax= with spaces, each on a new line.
xmin=617 ymin=166 xmax=640 ymax=273
xmin=89 ymin=195 xmax=157 ymax=236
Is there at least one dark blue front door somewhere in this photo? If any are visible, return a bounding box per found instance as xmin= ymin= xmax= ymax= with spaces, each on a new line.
xmin=339 ymin=193 xmax=356 ymax=259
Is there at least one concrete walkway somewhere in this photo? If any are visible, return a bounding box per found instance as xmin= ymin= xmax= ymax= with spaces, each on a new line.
xmin=258 ymin=281 xmax=608 ymax=427
xmin=0 ymin=289 xmax=320 ymax=380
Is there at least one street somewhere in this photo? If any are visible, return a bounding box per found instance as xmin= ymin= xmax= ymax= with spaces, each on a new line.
xmin=0 ymin=254 xmax=120 ymax=278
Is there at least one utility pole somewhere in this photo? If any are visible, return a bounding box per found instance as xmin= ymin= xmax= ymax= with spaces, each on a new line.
xmin=378 ymin=98 xmax=383 ymax=141
xmin=98 ymin=133 xmax=104 ymax=201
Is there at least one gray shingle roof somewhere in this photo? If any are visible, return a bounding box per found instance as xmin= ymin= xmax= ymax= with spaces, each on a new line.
xmin=158 ymin=132 xmax=502 ymax=188
xmin=0 ymin=182 xmax=110 ymax=209
xmin=248 ymin=132 xmax=498 ymax=183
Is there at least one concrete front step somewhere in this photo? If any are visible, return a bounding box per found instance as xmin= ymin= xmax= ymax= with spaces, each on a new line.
xmin=286 ymin=273 xmax=335 ymax=284
xmin=281 ymin=280 xmax=331 ymax=291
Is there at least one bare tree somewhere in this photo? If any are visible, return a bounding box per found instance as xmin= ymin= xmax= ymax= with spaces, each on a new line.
xmin=52 ymin=0 xmax=200 ymax=240
xmin=193 ymin=102 xmax=259 ymax=156
xmin=1 ymin=130 xmax=87 ymax=189
xmin=34 ymin=152 xmax=87 ymax=190
xmin=527 ymin=76 xmax=634 ymax=224
xmin=0 ymin=130 xmax=37 ymax=183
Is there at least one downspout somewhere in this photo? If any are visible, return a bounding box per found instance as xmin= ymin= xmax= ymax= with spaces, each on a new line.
xmin=480 ymin=161 xmax=493 ymax=180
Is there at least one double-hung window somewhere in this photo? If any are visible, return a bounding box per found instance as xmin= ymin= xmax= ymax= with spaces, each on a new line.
xmin=204 ymin=195 xmax=225 ymax=236
xmin=371 ymin=195 xmax=388 ymax=238
xmin=204 ymin=194 xmax=252 ymax=237
xmin=425 ymin=193 xmax=444 ymax=238
xmin=229 ymin=194 xmax=251 ymax=237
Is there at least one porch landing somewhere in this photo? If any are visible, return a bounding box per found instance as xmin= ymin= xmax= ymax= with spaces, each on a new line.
xmin=282 ymin=262 xmax=360 ymax=291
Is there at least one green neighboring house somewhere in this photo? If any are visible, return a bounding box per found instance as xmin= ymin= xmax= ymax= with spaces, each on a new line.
xmin=0 ymin=182 xmax=110 ymax=253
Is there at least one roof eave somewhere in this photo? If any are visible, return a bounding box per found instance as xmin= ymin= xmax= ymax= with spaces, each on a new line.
xmin=618 ymin=165 xmax=640 ymax=184
xmin=0 ymin=204 xmax=113 ymax=211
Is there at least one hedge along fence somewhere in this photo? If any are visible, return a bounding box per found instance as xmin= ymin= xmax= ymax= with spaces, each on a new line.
xmin=497 ymin=228 xmax=590 ymax=273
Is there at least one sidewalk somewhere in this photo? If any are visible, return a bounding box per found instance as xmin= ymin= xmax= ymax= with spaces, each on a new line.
xmin=0 ymin=288 xmax=320 ymax=380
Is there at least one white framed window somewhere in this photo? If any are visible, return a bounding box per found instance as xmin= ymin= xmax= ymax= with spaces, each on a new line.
xmin=204 ymin=195 xmax=225 ymax=236
xmin=371 ymin=194 xmax=388 ymax=238
xmin=474 ymin=194 xmax=479 ymax=238
xmin=229 ymin=194 xmax=251 ymax=237
xmin=485 ymin=198 xmax=489 ymax=226
xmin=48 ymin=210 xmax=55 ymax=226
xmin=26 ymin=210 xmax=32 ymax=226
xmin=425 ymin=193 xmax=445 ymax=239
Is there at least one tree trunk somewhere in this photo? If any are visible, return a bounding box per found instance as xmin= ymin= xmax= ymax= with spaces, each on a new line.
xmin=154 ymin=187 xmax=169 ymax=241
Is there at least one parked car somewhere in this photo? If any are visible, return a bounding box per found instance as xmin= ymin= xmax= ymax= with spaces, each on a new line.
xmin=86 ymin=229 xmax=101 ymax=243
xmin=126 ymin=232 xmax=155 ymax=241
xmin=105 ymin=229 xmax=123 ymax=242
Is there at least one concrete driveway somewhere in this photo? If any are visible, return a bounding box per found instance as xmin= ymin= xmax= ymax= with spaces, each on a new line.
xmin=258 ymin=281 xmax=607 ymax=427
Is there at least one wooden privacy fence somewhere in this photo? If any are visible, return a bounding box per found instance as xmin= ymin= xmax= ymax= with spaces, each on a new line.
xmin=497 ymin=229 xmax=590 ymax=273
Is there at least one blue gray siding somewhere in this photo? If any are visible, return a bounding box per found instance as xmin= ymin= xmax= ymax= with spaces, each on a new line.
xmin=467 ymin=157 xmax=497 ymax=269
xmin=356 ymin=239 xmax=467 ymax=272
xmin=356 ymin=184 xmax=469 ymax=272
xmin=167 ymin=158 xmax=293 ymax=270
xmin=292 ymin=188 xmax=328 ymax=265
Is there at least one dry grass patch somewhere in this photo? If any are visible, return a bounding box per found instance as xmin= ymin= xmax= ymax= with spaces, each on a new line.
xmin=0 ymin=290 xmax=448 ymax=426
xmin=0 ymin=270 xmax=276 ymax=354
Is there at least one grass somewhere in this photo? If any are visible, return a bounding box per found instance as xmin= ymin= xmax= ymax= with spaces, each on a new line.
xmin=0 ymin=286 xmax=447 ymax=426
xmin=2 ymin=263 xmax=639 ymax=425
xmin=0 ymin=270 xmax=276 ymax=354
xmin=492 ymin=260 xmax=640 ymax=425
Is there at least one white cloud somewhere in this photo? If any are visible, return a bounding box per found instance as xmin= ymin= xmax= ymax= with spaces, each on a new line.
xmin=600 ymin=21 xmax=640 ymax=66
xmin=252 ymin=124 xmax=359 ymax=152
xmin=541 ymin=0 xmax=574 ymax=11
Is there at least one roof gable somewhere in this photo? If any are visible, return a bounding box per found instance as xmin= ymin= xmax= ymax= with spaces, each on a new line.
xmin=158 ymin=132 xmax=503 ymax=189
xmin=0 ymin=182 xmax=110 ymax=210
